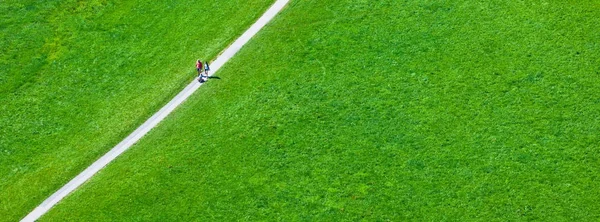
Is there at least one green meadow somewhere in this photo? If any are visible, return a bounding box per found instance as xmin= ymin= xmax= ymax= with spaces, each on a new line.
xmin=0 ymin=0 xmax=274 ymax=221
xmin=45 ymin=0 xmax=600 ymax=220
xmin=10 ymin=0 xmax=600 ymax=220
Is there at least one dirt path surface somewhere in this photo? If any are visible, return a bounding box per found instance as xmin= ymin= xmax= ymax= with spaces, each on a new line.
xmin=21 ymin=1 xmax=289 ymax=221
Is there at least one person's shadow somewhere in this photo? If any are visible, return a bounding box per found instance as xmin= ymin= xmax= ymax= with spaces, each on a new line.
xmin=208 ymin=76 xmax=221 ymax=80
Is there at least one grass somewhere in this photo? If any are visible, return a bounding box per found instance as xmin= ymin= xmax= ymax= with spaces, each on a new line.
xmin=43 ymin=0 xmax=600 ymax=220
xmin=0 ymin=0 xmax=274 ymax=221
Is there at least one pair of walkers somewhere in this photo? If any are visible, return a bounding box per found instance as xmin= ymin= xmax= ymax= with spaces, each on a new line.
xmin=196 ymin=59 xmax=211 ymax=82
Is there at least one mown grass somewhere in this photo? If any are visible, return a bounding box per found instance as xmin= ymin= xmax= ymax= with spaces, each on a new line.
xmin=45 ymin=0 xmax=600 ymax=220
xmin=0 ymin=0 xmax=274 ymax=221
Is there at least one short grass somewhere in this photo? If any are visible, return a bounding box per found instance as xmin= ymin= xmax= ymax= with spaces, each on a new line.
xmin=0 ymin=0 xmax=274 ymax=221
xmin=44 ymin=0 xmax=600 ymax=220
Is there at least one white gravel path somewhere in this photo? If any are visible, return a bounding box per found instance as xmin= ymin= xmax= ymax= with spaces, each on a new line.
xmin=21 ymin=1 xmax=289 ymax=221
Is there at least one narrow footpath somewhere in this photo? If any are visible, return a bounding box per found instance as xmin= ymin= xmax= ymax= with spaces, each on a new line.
xmin=21 ymin=0 xmax=289 ymax=221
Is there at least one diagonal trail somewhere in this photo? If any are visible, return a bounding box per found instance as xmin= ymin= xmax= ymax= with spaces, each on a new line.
xmin=21 ymin=0 xmax=289 ymax=221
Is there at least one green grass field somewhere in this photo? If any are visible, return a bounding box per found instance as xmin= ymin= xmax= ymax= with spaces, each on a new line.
xmin=18 ymin=0 xmax=600 ymax=220
xmin=0 ymin=0 xmax=274 ymax=221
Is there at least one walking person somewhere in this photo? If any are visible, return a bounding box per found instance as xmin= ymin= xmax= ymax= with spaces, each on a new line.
xmin=196 ymin=59 xmax=204 ymax=82
xmin=204 ymin=61 xmax=210 ymax=76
